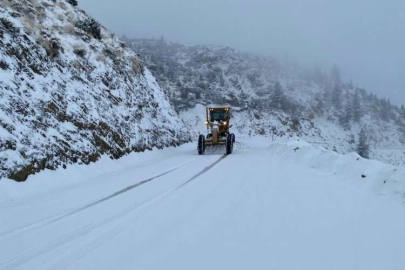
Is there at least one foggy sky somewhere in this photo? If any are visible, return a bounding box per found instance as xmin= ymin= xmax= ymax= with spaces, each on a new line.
xmin=79 ymin=0 xmax=405 ymax=106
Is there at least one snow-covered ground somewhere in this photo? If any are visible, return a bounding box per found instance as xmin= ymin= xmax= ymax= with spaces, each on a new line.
xmin=1 ymin=138 xmax=405 ymax=270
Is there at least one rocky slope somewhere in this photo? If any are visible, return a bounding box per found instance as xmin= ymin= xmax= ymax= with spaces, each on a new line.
xmin=0 ymin=1 xmax=190 ymax=181
xmin=126 ymin=37 xmax=405 ymax=165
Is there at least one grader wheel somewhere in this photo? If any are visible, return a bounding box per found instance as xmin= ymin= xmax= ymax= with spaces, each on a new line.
xmin=226 ymin=134 xmax=233 ymax=155
xmin=198 ymin=134 xmax=205 ymax=155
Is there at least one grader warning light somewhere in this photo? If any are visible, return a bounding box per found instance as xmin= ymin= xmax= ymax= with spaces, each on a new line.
xmin=197 ymin=107 xmax=235 ymax=155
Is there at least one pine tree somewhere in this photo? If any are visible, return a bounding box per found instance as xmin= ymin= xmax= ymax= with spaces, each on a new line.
xmin=67 ymin=0 xmax=78 ymax=7
xmin=387 ymin=99 xmax=395 ymax=121
xmin=283 ymin=52 xmax=291 ymax=71
xmin=340 ymin=103 xmax=352 ymax=130
xmin=379 ymin=99 xmax=390 ymax=121
xmin=370 ymin=95 xmax=380 ymax=119
xmin=352 ymin=89 xmax=362 ymax=122
xmin=401 ymin=105 xmax=405 ymax=118
xmin=330 ymin=64 xmax=341 ymax=86
xmin=219 ymin=72 xmax=225 ymax=87
xmin=175 ymin=80 xmax=182 ymax=88
xmin=322 ymin=87 xmax=330 ymax=106
xmin=356 ymin=129 xmax=370 ymax=159
xmin=180 ymin=87 xmax=188 ymax=99
xmin=312 ymin=93 xmax=324 ymax=116
xmin=331 ymin=83 xmax=342 ymax=109
xmin=348 ymin=79 xmax=354 ymax=89
xmin=291 ymin=106 xmax=301 ymax=131
xmin=312 ymin=63 xmax=325 ymax=85
xmin=270 ymin=81 xmax=285 ymax=110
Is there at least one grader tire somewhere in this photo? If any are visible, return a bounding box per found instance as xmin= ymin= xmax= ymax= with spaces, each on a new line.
xmin=198 ymin=134 xmax=205 ymax=155
xmin=226 ymin=134 xmax=233 ymax=155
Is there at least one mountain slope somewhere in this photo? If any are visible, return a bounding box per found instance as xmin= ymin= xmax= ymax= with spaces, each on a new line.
xmin=0 ymin=1 xmax=189 ymax=181
xmin=125 ymin=38 xmax=405 ymax=165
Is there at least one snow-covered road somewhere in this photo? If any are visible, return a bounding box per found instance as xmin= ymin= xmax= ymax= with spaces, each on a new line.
xmin=1 ymin=139 xmax=405 ymax=270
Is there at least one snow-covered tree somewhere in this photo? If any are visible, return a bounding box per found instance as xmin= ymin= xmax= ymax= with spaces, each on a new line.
xmin=312 ymin=63 xmax=326 ymax=85
xmin=270 ymin=81 xmax=285 ymax=110
xmin=379 ymin=99 xmax=390 ymax=121
xmin=352 ymin=89 xmax=362 ymax=122
xmin=357 ymin=129 xmax=370 ymax=159
xmin=311 ymin=93 xmax=324 ymax=116
xmin=340 ymin=103 xmax=352 ymax=130
xmin=348 ymin=79 xmax=354 ymax=89
xmin=290 ymin=105 xmax=302 ymax=130
xmin=330 ymin=64 xmax=341 ymax=86
xmin=219 ymin=72 xmax=225 ymax=87
xmin=331 ymin=83 xmax=343 ymax=109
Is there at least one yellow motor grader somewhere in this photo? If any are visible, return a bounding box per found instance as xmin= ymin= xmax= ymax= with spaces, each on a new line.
xmin=197 ymin=107 xmax=235 ymax=155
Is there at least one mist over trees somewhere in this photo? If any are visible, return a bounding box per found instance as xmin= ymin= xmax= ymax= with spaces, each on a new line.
xmin=357 ymin=129 xmax=370 ymax=159
xmin=270 ymin=81 xmax=285 ymax=110
xmin=124 ymin=37 xmax=405 ymax=151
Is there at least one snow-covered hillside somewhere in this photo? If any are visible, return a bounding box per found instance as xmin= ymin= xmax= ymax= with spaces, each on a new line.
xmin=126 ymin=38 xmax=405 ymax=165
xmin=0 ymin=1 xmax=190 ymax=181
xmin=1 ymin=138 xmax=404 ymax=270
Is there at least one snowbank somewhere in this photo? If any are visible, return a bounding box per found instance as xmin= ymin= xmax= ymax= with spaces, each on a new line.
xmin=270 ymin=138 xmax=405 ymax=202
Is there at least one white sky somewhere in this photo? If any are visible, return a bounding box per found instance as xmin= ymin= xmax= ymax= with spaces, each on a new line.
xmin=79 ymin=0 xmax=405 ymax=106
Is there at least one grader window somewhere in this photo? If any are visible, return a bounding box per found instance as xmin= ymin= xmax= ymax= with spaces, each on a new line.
xmin=210 ymin=110 xmax=228 ymax=122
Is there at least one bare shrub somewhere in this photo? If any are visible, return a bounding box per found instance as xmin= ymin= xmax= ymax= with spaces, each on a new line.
xmin=67 ymin=0 xmax=78 ymax=7
xmin=22 ymin=17 xmax=36 ymax=35
xmin=0 ymin=61 xmax=9 ymax=70
xmin=63 ymin=24 xmax=75 ymax=35
xmin=66 ymin=12 xmax=76 ymax=24
xmin=103 ymin=47 xmax=116 ymax=60
xmin=58 ymin=2 xmax=68 ymax=10
xmin=42 ymin=2 xmax=54 ymax=8
xmin=0 ymin=17 xmax=19 ymax=36
xmin=96 ymin=54 xmax=108 ymax=65
xmin=2 ymin=0 xmax=15 ymax=10
xmin=130 ymin=56 xmax=144 ymax=74
xmin=51 ymin=24 xmax=60 ymax=34
xmin=74 ymin=18 xmax=102 ymax=40
xmin=38 ymin=37 xmax=63 ymax=58
xmin=36 ymin=6 xmax=46 ymax=24
xmin=78 ymin=9 xmax=87 ymax=16
xmin=72 ymin=60 xmax=82 ymax=69
xmin=56 ymin=13 xmax=64 ymax=22
xmin=73 ymin=44 xmax=87 ymax=58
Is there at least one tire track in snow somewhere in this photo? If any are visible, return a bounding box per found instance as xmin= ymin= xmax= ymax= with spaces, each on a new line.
xmin=0 ymin=159 xmax=194 ymax=241
xmin=0 ymin=194 xmax=166 ymax=270
xmin=48 ymin=154 xmax=229 ymax=269
xmin=0 ymin=155 xmax=228 ymax=270
xmin=176 ymin=155 xmax=227 ymax=190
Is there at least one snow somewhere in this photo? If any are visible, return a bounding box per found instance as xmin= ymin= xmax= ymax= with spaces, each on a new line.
xmin=1 ymin=138 xmax=404 ymax=270
xmin=1 ymin=2 xmax=405 ymax=269
xmin=0 ymin=1 xmax=189 ymax=179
